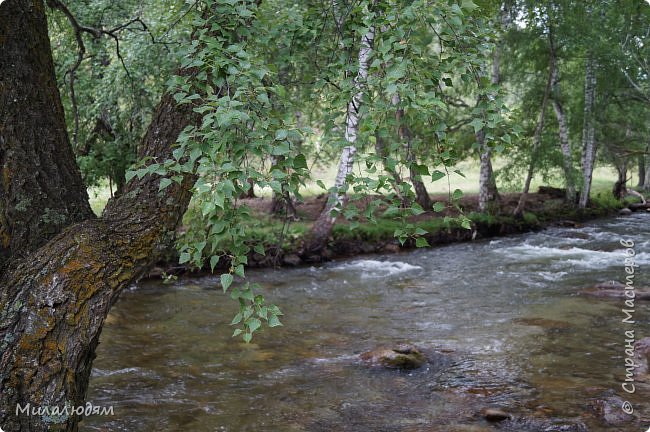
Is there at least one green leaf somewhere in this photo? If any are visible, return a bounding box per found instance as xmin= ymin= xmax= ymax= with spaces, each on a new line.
xmin=243 ymin=332 xmax=252 ymax=343
xmin=452 ymin=189 xmax=463 ymax=200
xmin=253 ymin=244 xmax=265 ymax=255
xmin=461 ymin=0 xmax=479 ymax=12
xmin=413 ymin=164 xmax=430 ymax=176
xmin=268 ymin=315 xmax=282 ymax=327
xmin=221 ymin=273 xmax=234 ymax=292
xmin=247 ymin=318 xmax=262 ymax=333
xmin=210 ymin=255 xmax=220 ymax=272
xmin=415 ymin=237 xmax=430 ymax=248
xmin=433 ymin=202 xmax=446 ymax=212
xmin=294 ymin=153 xmax=308 ymax=170
xmin=431 ymin=170 xmax=445 ymax=182
xmin=179 ymin=252 xmax=191 ymax=264
xmin=231 ymin=312 xmax=243 ymax=325
xmin=469 ymin=118 xmax=484 ymax=133
xmin=125 ymin=170 xmax=137 ymax=183
xmin=159 ymin=178 xmax=172 ymax=191
xmin=232 ymin=328 xmax=243 ymax=337
xmin=275 ymin=129 xmax=288 ymax=141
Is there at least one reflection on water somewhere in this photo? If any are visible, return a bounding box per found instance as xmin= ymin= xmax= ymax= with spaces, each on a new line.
xmin=83 ymin=214 xmax=650 ymax=431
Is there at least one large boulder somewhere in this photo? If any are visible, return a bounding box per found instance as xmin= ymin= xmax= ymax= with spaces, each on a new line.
xmin=360 ymin=344 xmax=427 ymax=370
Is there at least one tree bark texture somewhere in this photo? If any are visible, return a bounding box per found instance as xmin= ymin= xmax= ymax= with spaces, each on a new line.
xmin=0 ymin=0 xmax=95 ymax=266
xmin=0 ymin=1 xmax=198 ymax=430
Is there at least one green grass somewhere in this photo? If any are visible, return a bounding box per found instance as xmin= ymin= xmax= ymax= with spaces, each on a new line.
xmin=252 ymin=157 xmax=620 ymax=197
xmin=87 ymin=159 xmax=621 ymax=216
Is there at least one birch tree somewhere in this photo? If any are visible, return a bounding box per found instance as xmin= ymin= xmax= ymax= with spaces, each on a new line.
xmin=578 ymin=56 xmax=598 ymax=208
xmin=304 ymin=25 xmax=375 ymax=254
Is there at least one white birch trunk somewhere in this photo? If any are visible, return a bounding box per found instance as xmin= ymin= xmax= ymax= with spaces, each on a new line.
xmin=305 ymin=27 xmax=374 ymax=253
xmin=478 ymin=3 xmax=507 ymax=212
xmin=578 ymin=57 xmax=597 ymax=209
xmin=550 ymin=68 xmax=576 ymax=203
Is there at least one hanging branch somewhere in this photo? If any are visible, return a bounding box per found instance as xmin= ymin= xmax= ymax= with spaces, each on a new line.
xmin=46 ymin=0 xmax=162 ymax=149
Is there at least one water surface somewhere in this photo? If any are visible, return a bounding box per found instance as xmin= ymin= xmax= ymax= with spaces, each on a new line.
xmin=83 ymin=213 xmax=650 ymax=431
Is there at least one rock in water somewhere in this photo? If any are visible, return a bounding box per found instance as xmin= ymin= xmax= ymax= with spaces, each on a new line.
xmin=360 ymin=344 xmax=426 ymax=370
xmin=480 ymin=408 xmax=512 ymax=422
xmin=589 ymin=394 xmax=635 ymax=425
xmin=619 ymin=208 xmax=633 ymax=216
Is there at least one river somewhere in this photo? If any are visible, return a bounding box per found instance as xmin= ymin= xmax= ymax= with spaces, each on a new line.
xmin=82 ymin=213 xmax=650 ymax=431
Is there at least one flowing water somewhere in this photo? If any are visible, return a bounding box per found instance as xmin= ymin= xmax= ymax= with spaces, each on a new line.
xmin=83 ymin=214 xmax=650 ymax=431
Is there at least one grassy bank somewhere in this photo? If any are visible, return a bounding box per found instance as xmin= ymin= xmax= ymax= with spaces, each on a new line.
xmin=87 ymin=161 xmax=638 ymax=275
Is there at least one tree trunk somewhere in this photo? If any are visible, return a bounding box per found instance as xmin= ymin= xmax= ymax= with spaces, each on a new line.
xmin=514 ymin=30 xmax=557 ymax=216
xmin=477 ymin=132 xmax=498 ymax=212
xmin=0 ymin=0 xmax=95 ymax=267
xmin=477 ymin=3 xmax=508 ymax=212
xmin=392 ymin=94 xmax=431 ymax=210
xmin=613 ymin=161 xmax=627 ymax=200
xmin=0 ymin=2 xmax=199 ymax=430
xmin=638 ymin=153 xmax=646 ymax=188
xmin=374 ymin=133 xmax=406 ymax=205
xmin=644 ymin=141 xmax=650 ymax=191
xmin=303 ymin=27 xmax=374 ymax=254
xmin=550 ymin=79 xmax=576 ymax=204
xmin=578 ymin=56 xmax=598 ymax=209
xmin=270 ymin=157 xmax=298 ymax=219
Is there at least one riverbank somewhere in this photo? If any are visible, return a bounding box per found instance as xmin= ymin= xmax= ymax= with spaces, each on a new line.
xmin=145 ymin=187 xmax=641 ymax=279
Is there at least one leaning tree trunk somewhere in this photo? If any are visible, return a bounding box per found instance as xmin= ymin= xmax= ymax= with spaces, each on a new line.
xmin=514 ymin=31 xmax=557 ymax=216
xmin=303 ymin=27 xmax=374 ymax=255
xmin=578 ymin=57 xmax=598 ymax=209
xmin=0 ymin=1 xmax=202 ymax=430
